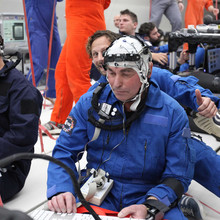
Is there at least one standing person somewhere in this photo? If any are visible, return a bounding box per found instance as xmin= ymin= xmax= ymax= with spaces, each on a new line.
xmin=185 ymin=0 xmax=219 ymax=29
xmin=118 ymin=10 xmax=169 ymax=68
xmin=0 ymin=35 xmax=43 ymax=202
xmin=113 ymin=15 xmax=120 ymax=29
xmin=47 ymin=36 xmax=194 ymax=219
xmin=149 ymin=0 xmax=184 ymax=32
xmin=44 ymin=0 xmax=111 ymax=135
xmin=184 ymin=0 xmax=219 ymax=51
xmin=25 ymin=0 xmax=62 ymax=100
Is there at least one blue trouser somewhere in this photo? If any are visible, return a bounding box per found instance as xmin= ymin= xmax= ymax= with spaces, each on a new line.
xmin=192 ymin=137 xmax=220 ymax=197
xmin=25 ymin=0 xmax=61 ymax=98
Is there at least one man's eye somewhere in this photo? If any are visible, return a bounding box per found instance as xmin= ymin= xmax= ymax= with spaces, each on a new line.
xmin=92 ymin=52 xmax=98 ymax=58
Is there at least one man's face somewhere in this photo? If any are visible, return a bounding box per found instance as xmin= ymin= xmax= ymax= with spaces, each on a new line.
xmin=107 ymin=66 xmax=141 ymax=102
xmin=91 ymin=36 xmax=111 ymax=75
xmin=119 ymin=14 xmax=137 ymax=36
xmin=149 ymin=27 xmax=161 ymax=43
xmin=114 ymin=15 xmax=120 ymax=28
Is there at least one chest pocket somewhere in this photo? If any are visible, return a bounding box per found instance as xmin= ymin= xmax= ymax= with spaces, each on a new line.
xmin=140 ymin=137 xmax=166 ymax=182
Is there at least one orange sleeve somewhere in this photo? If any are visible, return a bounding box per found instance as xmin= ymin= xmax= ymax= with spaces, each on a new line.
xmin=205 ymin=0 xmax=214 ymax=10
xmin=104 ymin=0 xmax=111 ymax=10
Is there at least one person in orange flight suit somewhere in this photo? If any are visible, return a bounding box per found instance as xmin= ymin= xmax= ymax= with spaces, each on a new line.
xmin=183 ymin=0 xmax=219 ymax=50
xmin=44 ymin=0 xmax=111 ymax=134
xmin=185 ymin=0 xmax=219 ymax=29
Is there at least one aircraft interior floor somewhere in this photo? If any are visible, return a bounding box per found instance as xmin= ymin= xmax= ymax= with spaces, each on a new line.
xmin=3 ymin=96 xmax=220 ymax=220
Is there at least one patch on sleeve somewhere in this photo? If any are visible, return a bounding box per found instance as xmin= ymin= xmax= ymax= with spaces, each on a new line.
xmin=21 ymin=99 xmax=39 ymax=115
xmin=170 ymin=75 xmax=181 ymax=82
xmin=0 ymin=82 xmax=11 ymax=96
xmin=182 ymin=127 xmax=191 ymax=138
xmin=144 ymin=114 xmax=168 ymax=127
xmin=63 ymin=116 xmax=76 ymax=135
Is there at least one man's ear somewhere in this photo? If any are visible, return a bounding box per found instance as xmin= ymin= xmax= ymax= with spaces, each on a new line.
xmin=148 ymin=62 xmax=153 ymax=78
xmin=134 ymin=22 xmax=138 ymax=30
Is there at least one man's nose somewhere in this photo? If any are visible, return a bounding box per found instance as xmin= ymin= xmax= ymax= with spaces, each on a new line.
xmin=114 ymin=74 xmax=122 ymax=87
xmin=97 ymin=53 xmax=104 ymax=62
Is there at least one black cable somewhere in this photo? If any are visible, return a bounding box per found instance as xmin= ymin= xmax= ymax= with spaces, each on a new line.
xmin=0 ymin=153 xmax=101 ymax=220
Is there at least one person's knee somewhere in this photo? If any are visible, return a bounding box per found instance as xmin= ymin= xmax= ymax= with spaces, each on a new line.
xmin=0 ymin=164 xmax=30 ymax=202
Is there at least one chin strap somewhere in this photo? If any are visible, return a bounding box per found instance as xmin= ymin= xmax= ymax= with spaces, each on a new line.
xmin=129 ymin=82 xmax=149 ymax=111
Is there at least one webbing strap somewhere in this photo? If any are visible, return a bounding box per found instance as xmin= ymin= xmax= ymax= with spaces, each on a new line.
xmin=22 ymin=0 xmax=58 ymax=151
xmin=85 ymin=182 xmax=97 ymax=202
xmin=39 ymin=124 xmax=57 ymax=141
xmin=44 ymin=0 xmax=57 ymax=104
xmin=22 ymin=0 xmax=36 ymax=87
xmin=0 ymin=195 xmax=3 ymax=207
xmin=149 ymin=0 xmax=152 ymax=20
xmin=77 ymin=205 xmax=118 ymax=216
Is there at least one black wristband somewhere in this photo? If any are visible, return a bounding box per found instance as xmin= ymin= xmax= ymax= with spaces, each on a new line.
xmin=178 ymin=1 xmax=183 ymax=3
xmin=144 ymin=199 xmax=170 ymax=213
xmin=144 ymin=199 xmax=170 ymax=219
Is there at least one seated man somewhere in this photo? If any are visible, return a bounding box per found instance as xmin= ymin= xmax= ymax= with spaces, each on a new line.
xmin=0 ymin=35 xmax=43 ymax=202
xmin=47 ymin=36 xmax=194 ymax=219
xmin=138 ymin=22 xmax=205 ymax=71
xmin=118 ymin=9 xmax=170 ymax=67
xmin=86 ymin=30 xmax=220 ymax=220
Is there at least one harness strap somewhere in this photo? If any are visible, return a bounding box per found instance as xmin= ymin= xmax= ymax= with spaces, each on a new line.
xmin=77 ymin=205 xmax=118 ymax=216
xmin=44 ymin=0 xmax=57 ymax=104
xmin=0 ymin=195 xmax=3 ymax=207
xmin=22 ymin=0 xmax=36 ymax=87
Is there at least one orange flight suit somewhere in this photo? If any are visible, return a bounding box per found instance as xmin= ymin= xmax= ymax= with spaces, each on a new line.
xmin=184 ymin=0 xmax=213 ymax=50
xmin=51 ymin=0 xmax=110 ymax=124
xmin=185 ymin=0 xmax=213 ymax=28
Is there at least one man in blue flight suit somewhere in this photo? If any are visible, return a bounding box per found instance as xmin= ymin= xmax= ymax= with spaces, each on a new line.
xmin=47 ymin=36 xmax=194 ymax=219
xmin=86 ymin=30 xmax=220 ymax=220
xmin=25 ymin=0 xmax=62 ymax=99
xmin=138 ymin=22 xmax=205 ymax=71
xmin=0 ymin=35 xmax=43 ymax=202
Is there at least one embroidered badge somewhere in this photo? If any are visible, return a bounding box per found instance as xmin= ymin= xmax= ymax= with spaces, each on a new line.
xmin=63 ymin=116 xmax=76 ymax=135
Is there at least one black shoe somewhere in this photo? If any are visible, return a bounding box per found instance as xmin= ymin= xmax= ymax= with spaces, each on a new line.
xmin=180 ymin=195 xmax=205 ymax=220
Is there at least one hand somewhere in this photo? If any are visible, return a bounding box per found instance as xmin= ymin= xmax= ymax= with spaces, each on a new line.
xmin=118 ymin=204 xmax=148 ymax=219
xmin=196 ymin=89 xmax=217 ymax=118
xmin=178 ymin=2 xmax=184 ymax=12
xmin=152 ymin=53 xmax=168 ymax=65
xmin=48 ymin=192 xmax=77 ymax=214
xmin=178 ymin=50 xmax=189 ymax=65
xmin=213 ymin=8 xmax=219 ymax=16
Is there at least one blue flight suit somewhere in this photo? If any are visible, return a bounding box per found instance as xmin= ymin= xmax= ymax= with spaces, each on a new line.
xmin=47 ymin=79 xmax=194 ymax=219
xmin=151 ymin=67 xmax=220 ymax=196
xmin=90 ymin=67 xmax=220 ymax=197
xmin=0 ymin=61 xmax=43 ymax=202
xmin=149 ymin=43 xmax=205 ymax=71
xmin=25 ymin=0 xmax=62 ymax=98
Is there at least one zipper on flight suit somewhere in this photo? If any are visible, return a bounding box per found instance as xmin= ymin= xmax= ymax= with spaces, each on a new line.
xmin=142 ymin=141 xmax=147 ymax=177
